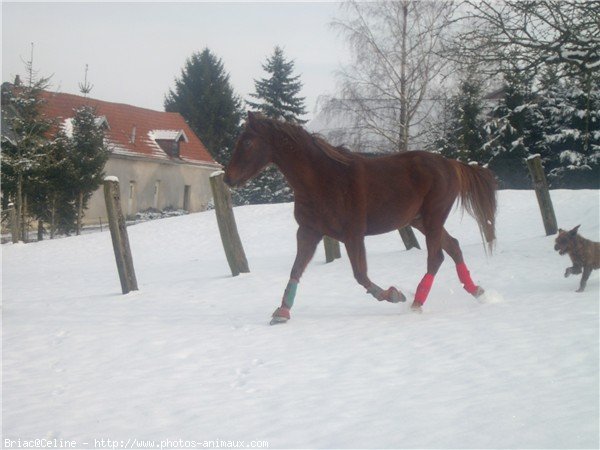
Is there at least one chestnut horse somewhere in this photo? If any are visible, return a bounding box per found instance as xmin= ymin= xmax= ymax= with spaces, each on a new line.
xmin=224 ymin=112 xmax=497 ymax=323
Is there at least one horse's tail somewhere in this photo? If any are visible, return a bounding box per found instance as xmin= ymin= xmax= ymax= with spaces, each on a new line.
xmin=454 ymin=161 xmax=498 ymax=254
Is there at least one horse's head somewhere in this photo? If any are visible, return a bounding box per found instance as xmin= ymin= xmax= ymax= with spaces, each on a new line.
xmin=224 ymin=111 xmax=274 ymax=188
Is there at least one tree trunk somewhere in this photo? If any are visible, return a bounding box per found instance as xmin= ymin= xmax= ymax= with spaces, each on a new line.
xmin=77 ymin=191 xmax=84 ymax=235
xmin=399 ymin=1 xmax=409 ymax=152
xmin=526 ymin=155 xmax=557 ymax=236
xmin=50 ymin=194 xmax=57 ymax=239
xmin=37 ymin=219 xmax=44 ymax=241
xmin=583 ymin=72 xmax=591 ymax=153
xmin=15 ymin=173 xmax=22 ymax=243
xmin=10 ymin=202 xmax=19 ymax=244
xmin=21 ymin=193 xmax=28 ymax=243
xmin=395 ymin=2 xmax=420 ymax=250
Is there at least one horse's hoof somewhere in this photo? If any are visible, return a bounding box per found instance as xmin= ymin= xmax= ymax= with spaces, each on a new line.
xmin=270 ymin=307 xmax=290 ymax=325
xmin=411 ymin=301 xmax=423 ymax=313
xmin=270 ymin=316 xmax=289 ymax=325
xmin=382 ymin=286 xmax=406 ymax=303
xmin=472 ymin=286 xmax=485 ymax=298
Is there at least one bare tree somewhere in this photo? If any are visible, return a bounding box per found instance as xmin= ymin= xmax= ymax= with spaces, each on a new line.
xmin=450 ymin=0 xmax=600 ymax=76
xmin=321 ymin=0 xmax=456 ymax=153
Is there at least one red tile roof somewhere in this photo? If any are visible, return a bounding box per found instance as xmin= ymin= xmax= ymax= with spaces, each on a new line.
xmin=39 ymin=91 xmax=218 ymax=167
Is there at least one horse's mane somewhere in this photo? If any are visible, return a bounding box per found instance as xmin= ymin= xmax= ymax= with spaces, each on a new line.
xmin=249 ymin=114 xmax=354 ymax=166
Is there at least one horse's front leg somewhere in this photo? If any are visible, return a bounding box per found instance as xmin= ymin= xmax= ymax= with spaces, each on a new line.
xmin=271 ymin=226 xmax=322 ymax=325
xmin=345 ymin=237 xmax=406 ymax=303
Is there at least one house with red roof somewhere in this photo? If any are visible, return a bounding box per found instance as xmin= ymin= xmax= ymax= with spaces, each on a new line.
xmin=39 ymin=91 xmax=221 ymax=224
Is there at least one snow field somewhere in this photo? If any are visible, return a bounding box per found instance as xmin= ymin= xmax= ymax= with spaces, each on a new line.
xmin=2 ymin=190 xmax=599 ymax=449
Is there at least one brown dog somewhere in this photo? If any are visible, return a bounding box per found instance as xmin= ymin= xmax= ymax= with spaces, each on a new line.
xmin=554 ymin=225 xmax=600 ymax=292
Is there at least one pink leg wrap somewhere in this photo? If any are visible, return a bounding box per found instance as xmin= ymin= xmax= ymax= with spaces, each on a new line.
xmin=414 ymin=273 xmax=435 ymax=305
xmin=456 ymin=262 xmax=478 ymax=294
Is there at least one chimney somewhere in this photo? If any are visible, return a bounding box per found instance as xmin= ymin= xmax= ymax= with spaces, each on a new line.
xmin=130 ymin=126 xmax=137 ymax=144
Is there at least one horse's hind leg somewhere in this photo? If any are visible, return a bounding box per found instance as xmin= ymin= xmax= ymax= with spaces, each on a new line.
xmin=271 ymin=226 xmax=322 ymax=324
xmin=410 ymin=225 xmax=445 ymax=310
xmin=412 ymin=218 xmax=483 ymax=306
xmin=345 ymin=237 xmax=406 ymax=303
xmin=440 ymin=228 xmax=484 ymax=297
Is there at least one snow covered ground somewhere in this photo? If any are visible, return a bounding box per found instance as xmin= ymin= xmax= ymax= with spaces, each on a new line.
xmin=2 ymin=190 xmax=599 ymax=449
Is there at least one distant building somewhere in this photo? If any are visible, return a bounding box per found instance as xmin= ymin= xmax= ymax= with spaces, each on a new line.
xmin=39 ymin=91 xmax=220 ymax=224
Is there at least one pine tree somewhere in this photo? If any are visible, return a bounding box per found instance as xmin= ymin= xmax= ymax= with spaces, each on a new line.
xmin=247 ymin=46 xmax=307 ymax=124
xmin=69 ymin=105 xmax=110 ymax=234
xmin=1 ymin=69 xmax=54 ymax=242
xmin=27 ymin=131 xmax=78 ymax=238
xmin=165 ymin=48 xmax=243 ymax=164
xmin=484 ymin=69 xmax=539 ymax=189
xmin=437 ymin=75 xmax=488 ymax=163
xmin=44 ymin=132 xmax=78 ymax=237
xmin=538 ymin=68 xmax=600 ymax=188
xmin=236 ymin=46 xmax=308 ymax=205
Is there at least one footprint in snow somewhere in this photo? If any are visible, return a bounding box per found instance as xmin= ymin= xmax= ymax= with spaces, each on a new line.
xmin=477 ymin=289 xmax=504 ymax=304
xmin=231 ymin=359 xmax=265 ymax=391
xmin=51 ymin=330 xmax=69 ymax=346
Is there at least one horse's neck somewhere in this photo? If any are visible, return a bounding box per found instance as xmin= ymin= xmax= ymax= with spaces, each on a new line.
xmin=271 ymin=139 xmax=332 ymax=195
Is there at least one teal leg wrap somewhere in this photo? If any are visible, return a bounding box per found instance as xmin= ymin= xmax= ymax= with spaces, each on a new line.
xmin=282 ymin=279 xmax=299 ymax=309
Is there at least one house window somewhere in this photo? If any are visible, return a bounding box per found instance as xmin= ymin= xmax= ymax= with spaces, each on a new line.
xmin=150 ymin=130 xmax=188 ymax=159
xmin=171 ymin=141 xmax=180 ymax=158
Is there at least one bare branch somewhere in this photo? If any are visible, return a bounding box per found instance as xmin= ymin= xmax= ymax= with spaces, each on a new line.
xmin=322 ymin=0 xmax=456 ymax=152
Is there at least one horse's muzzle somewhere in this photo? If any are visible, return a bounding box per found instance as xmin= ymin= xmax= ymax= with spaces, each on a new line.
xmin=223 ymin=172 xmax=235 ymax=187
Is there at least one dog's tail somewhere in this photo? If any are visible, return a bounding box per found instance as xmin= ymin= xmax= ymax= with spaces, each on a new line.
xmin=454 ymin=161 xmax=498 ymax=254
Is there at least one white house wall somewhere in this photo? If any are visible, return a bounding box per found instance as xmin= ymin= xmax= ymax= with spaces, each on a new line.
xmin=84 ymin=155 xmax=219 ymax=224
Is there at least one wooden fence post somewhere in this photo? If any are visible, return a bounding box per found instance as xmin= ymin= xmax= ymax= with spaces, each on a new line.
xmin=526 ymin=154 xmax=558 ymax=236
xmin=323 ymin=236 xmax=341 ymax=263
xmin=399 ymin=226 xmax=421 ymax=250
xmin=210 ymin=171 xmax=250 ymax=277
xmin=9 ymin=202 xmax=19 ymax=244
xmin=103 ymin=177 xmax=139 ymax=294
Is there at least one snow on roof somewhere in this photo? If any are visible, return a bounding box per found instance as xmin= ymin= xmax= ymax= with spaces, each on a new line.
xmin=40 ymin=91 xmax=217 ymax=166
xmin=148 ymin=129 xmax=189 ymax=143
xmin=61 ymin=116 xmax=109 ymax=138
xmin=61 ymin=118 xmax=74 ymax=137
xmin=95 ymin=116 xmax=110 ymax=129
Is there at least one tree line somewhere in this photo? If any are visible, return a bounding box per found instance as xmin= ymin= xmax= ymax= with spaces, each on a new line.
xmin=0 ymin=45 xmax=308 ymax=241
xmin=164 ymin=46 xmax=307 ymax=205
xmin=319 ymin=0 xmax=599 ymax=189
xmin=1 ymin=71 xmax=109 ymax=241
xmin=167 ymin=1 xmax=598 ymax=201
xmin=3 ymin=1 xmax=597 ymax=243
xmin=435 ymin=64 xmax=599 ymax=189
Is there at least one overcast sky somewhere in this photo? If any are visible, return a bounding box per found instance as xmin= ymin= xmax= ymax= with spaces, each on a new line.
xmin=2 ymin=1 xmax=350 ymax=121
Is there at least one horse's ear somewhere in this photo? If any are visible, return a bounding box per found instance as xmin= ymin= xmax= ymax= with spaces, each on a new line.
xmin=569 ymin=225 xmax=581 ymax=235
xmin=247 ymin=111 xmax=257 ymax=125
